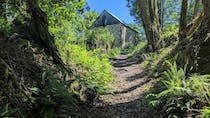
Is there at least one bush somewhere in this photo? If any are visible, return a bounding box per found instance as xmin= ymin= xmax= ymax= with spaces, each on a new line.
xmin=59 ymin=44 xmax=114 ymax=94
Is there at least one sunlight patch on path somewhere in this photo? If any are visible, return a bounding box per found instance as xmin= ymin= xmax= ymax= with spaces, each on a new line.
xmin=86 ymin=54 xmax=159 ymax=118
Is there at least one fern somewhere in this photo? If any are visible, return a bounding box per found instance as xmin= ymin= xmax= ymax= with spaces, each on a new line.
xmin=148 ymin=60 xmax=210 ymax=117
xmin=148 ymin=61 xmax=189 ymax=116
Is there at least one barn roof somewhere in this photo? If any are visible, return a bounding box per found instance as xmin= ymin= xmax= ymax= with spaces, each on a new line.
xmin=91 ymin=10 xmax=138 ymax=34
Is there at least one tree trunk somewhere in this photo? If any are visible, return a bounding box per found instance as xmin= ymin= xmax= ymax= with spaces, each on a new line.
xmin=151 ymin=0 xmax=162 ymax=49
xmin=138 ymin=0 xmax=153 ymax=51
xmin=138 ymin=0 xmax=162 ymax=52
xmin=193 ymin=0 xmax=200 ymax=18
xmin=187 ymin=12 xmax=204 ymax=36
xmin=203 ymin=0 xmax=210 ymax=27
xmin=159 ymin=0 xmax=165 ymax=29
xmin=179 ymin=0 xmax=188 ymax=39
xmin=149 ymin=0 xmax=161 ymax=32
xmin=177 ymin=0 xmax=210 ymax=74
xmin=24 ymin=0 xmax=64 ymax=66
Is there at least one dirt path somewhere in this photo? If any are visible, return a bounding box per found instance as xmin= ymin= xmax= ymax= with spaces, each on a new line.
xmin=84 ymin=54 xmax=159 ymax=118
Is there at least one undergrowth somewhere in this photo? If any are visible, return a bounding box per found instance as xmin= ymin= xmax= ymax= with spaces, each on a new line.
xmin=129 ymin=40 xmax=147 ymax=56
xmin=33 ymin=69 xmax=78 ymax=118
xmin=0 ymin=38 xmax=79 ymax=117
xmin=59 ymin=44 xmax=114 ymax=94
xmin=141 ymin=44 xmax=176 ymax=77
xmin=147 ymin=61 xmax=210 ymax=117
xmin=107 ymin=47 xmax=121 ymax=58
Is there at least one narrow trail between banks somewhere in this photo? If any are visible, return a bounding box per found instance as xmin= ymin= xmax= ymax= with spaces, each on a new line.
xmin=85 ymin=54 xmax=159 ymax=118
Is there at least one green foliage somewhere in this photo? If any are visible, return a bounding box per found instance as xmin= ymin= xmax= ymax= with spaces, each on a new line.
xmin=163 ymin=0 xmax=181 ymax=24
xmin=39 ymin=0 xmax=86 ymax=25
xmin=40 ymin=0 xmax=116 ymax=51
xmin=40 ymin=0 xmax=116 ymax=95
xmin=36 ymin=69 xmax=77 ymax=118
xmin=49 ymin=9 xmax=116 ymax=51
xmin=147 ymin=62 xmax=186 ymax=117
xmin=201 ymin=107 xmax=210 ymax=118
xmin=1 ymin=0 xmax=115 ymax=117
xmin=0 ymin=104 xmax=18 ymax=117
xmin=46 ymin=2 xmax=116 ymax=96
xmin=126 ymin=40 xmax=147 ymax=56
xmin=189 ymin=74 xmax=210 ymax=105
xmin=147 ymin=61 xmax=210 ymax=117
xmin=87 ymin=27 xmax=115 ymax=50
xmin=59 ymin=44 xmax=114 ymax=94
xmin=141 ymin=46 xmax=174 ymax=76
xmin=107 ymin=47 xmax=121 ymax=58
xmin=0 ymin=18 xmax=11 ymax=34
xmin=132 ymin=40 xmax=147 ymax=52
xmin=160 ymin=61 xmax=187 ymax=96
xmin=163 ymin=24 xmax=178 ymax=38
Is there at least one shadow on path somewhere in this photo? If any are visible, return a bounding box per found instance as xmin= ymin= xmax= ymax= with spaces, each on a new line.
xmin=126 ymin=71 xmax=147 ymax=82
xmin=83 ymin=54 xmax=159 ymax=118
xmin=111 ymin=55 xmax=141 ymax=68
xmin=113 ymin=79 xmax=152 ymax=95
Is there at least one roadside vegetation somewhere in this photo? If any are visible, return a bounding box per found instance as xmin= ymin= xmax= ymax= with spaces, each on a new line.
xmin=0 ymin=0 xmax=124 ymax=117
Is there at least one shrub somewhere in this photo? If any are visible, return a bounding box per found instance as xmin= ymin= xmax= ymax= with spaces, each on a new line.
xmin=59 ymin=44 xmax=114 ymax=94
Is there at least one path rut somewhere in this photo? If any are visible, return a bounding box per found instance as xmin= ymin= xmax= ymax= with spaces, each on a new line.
xmin=84 ymin=54 xmax=159 ymax=118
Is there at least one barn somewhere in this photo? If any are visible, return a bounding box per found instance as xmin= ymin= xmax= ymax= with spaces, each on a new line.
xmin=91 ymin=10 xmax=139 ymax=49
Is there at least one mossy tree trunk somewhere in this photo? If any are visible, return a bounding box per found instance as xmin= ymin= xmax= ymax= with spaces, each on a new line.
xmin=174 ymin=0 xmax=210 ymax=74
xmin=193 ymin=0 xmax=200 ymax=18
xmin=138 ymin=0 xmax=162 ymax=52
xmin=195 ymin=0 xmax=210 ymax=73
xmin=179 ymin=0 xmax=188 ymax=39
xmin=203 ymin=0 xmax=210 ymax=27
xmin=185 ymin=0 xmax=203 ymax=36
xmin=24 ymin=0 xmax=63 ymax=65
